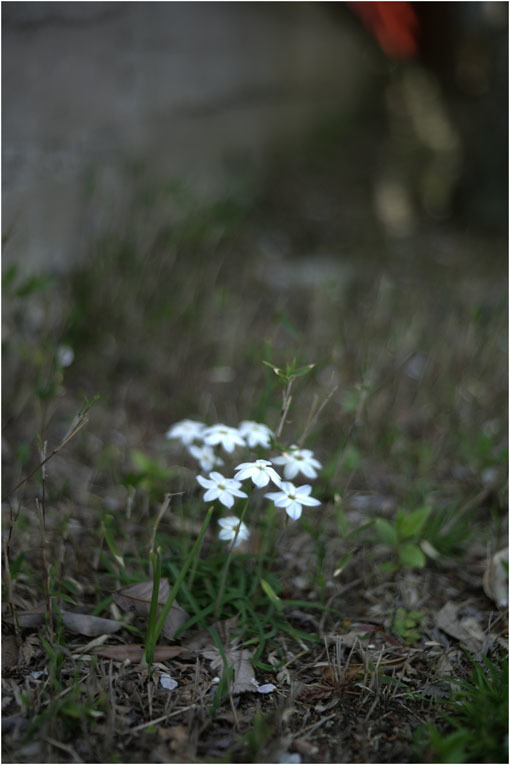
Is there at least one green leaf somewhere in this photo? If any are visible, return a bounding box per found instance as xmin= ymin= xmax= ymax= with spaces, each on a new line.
xmin=399 ymin=507 xmax=431 ymax=538
xmin=101 ymin=514 xmax=125 ymax=569
xmin=260 ymin=579 xmax=283 ymax=612
xmin=334 ymin=550 xmax=353 ymax=576
xmin=380 ymin=561 xmax=399 ymax=573
xmin=375 ymin=519 xmax=398 ymax=547
xmin=15 ymin=274 xmax=55 ymax=298
xmin=398 ymin=543 xmax=426 ymax=568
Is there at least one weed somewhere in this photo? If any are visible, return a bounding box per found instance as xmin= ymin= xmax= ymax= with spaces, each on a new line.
xmin=375 ymin=506 xmax=431 ymax=572
xmin=414 ymin=656 xmax=509 ymax=763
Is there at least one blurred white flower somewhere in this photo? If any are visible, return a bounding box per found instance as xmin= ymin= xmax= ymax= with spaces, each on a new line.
xmin=238 ymin=420 xmax=273 ymax=449
xmin=250 ymin=678 xmax=277 ymax=694
xmin=160 ymin=673 xmax=178 ymax=690
xmin=218 ymin=516 xmax=250 ymax=547
xmin=234 ymin=459 xmax=281 ymax=488
xmin=166 ymin=419 xmax=205 ymax=445
xmin=265 ymin=481 xmax=321 ymax=521
xmin=57 ymin=345 xmax=74 ymax=368
xmin=273 ymin=446 xmax=322 ymax=480
xmin=203 ymin=424 xmax=246 ymax=453
xmin=188 ymin=443 xmax=224 ymax=472
xmin=196 ymin=471 xmax=247 ymax=508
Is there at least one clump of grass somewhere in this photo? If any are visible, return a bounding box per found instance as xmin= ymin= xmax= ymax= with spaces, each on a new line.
xmin=414 ymin=655 xmax=509 ymax=764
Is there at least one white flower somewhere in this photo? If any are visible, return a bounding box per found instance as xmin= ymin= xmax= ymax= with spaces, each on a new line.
xmin=196 ymin=471 xmax=247 ymax=509
xmin=265 ymin=481 xmax=321 ymax=521
xmin=203 ymin=424 xmax=246 ymax=453
xmin=238 ymin=420 xmax=273 ymax=449
xmin=234 ymin=459 xmax=282 ymax=488
xmin=188 ymin=443 xmax=224 ymax=472
xmin=218 ymin=516 xmax=250 ymax=547
xmin=166 ymin=419 xmax=205 ymax=445
xmin=57 ymin=345 xmax=74 ymax=368
xmin=160 ymin=673 xmax=178 ymax=690
xmin=272 ymin=445 xmax=322 ymax=480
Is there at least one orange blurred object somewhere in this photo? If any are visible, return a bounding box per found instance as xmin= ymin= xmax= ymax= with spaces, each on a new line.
xmin=349 ymin=1 xmax=420 ymax=59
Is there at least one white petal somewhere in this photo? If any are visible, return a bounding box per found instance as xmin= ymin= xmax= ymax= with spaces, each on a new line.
xmin=196 ymin=475 xmax=213 ymax=489
xmin=204 ymin=487 xmax=220 ymax=502
xmin=218 ymin=491 xmax=234 ymax=508
xmin=160 ymin=673 xmax=178 ymax=690
xmin=298 ymin=494 xmax=321 ymax=507
xmin=235 ymin=462 xmax=253 ymax=472
xmin=234 ymin=468 xmax=252 ymax=482
xmin=286 ymin=503 xmax=302 ymax=521
xmin=257 ymin=683 xmax=277 ymax=694
xmin=283 ymin=463 xmax=299 ymax=480
xmin=252 ymin=471 xmax=270 ymax=488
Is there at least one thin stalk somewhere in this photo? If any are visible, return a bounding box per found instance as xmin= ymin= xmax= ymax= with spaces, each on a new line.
xmin=144 ymin=506 xmax=213 ymax=666
xmin=36 ymin=497 xmax=53 ymax=637
xmin=275 ymin=379 xmax=294 ymax=440
xmin=37 ymin=440 xmax=53 ymax=636
xmin=144 ymin=549 xmax=162 ymax=667
xmin=187 ymin=527 xmax=206 ymax=592
xmin=214 ymin=499 xmax=249 ymax=620
xmin=148 ymin=494 xmax=172 ymax=555
xmin=3 ymin=413 xmax=90 ymax=502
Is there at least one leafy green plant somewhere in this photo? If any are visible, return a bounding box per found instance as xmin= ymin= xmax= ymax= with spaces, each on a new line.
xmin=375 ymin=506 xmax=431 ymax=572
xmin=414 ymin=656 xmax=508 ymax=763
xmin=392 ymin=607 xmax=424 ymax=643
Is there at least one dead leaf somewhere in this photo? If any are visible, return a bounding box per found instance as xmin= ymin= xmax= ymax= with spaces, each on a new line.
xmin=483 ymin=548 xmax=509 ymax=608
xmin=2 ymin=635 xmax=20 ymax=669
xmin=159 ymin=724 xmax=189 ymax=754
xmin=203 ymin=646 xmax=256 ymax=694
xmin=435 ymin=601 xmax=483 ymax=653
xmin=113 ymin=580 xmax=188 ymax=639
xmin=96 ymin=644 xmax=192 ymax=662
xmin=61 ymin=612 xmax=123 ymax=636
xmin=21 ymin=634 xmax=40 ymax=664
xmin=6 ymin=608 xmax=123 ymax=637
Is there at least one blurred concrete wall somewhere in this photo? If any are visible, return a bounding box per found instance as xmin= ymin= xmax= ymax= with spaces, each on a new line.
xmin=3 ymin=2 xmax=371 ymax=273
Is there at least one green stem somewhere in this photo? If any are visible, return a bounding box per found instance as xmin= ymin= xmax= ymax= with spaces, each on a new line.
xmin=144 ymin=548 xmax=162 ymax=667
xmin=214 ymin=499 xmax=250 ymax=620
xmin=144 ymin=506 xmax=213 ymax=666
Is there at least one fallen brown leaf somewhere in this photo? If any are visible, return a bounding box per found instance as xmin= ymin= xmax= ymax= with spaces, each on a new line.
xmin=435 ymin=601 xmax=483 ymax=653
xmin=113 ymin=579 xmax=188 ymax=639
xmin=96 ymin=644 xmax=192 ymax=662
xmin=2 ymin=635 xmax=20 ymax=669
xmin=7 ymin=608 xmax=123 ymax=636
xmin=483 ymin=548 xmax=509 ymax=608
xmin=203 ymin=646 xmax=256 ymax=694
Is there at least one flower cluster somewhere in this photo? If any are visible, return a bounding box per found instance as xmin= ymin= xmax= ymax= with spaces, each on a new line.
xmin=166 ymin=418 xmax=322 ymax=545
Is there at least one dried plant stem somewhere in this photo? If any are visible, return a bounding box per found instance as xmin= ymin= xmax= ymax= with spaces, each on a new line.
xmin=37 ymin=502 xmax=53 ymax=637
xmin=3 ymin=411 xmax=90 ymax=502
xmin=298 ymin=384 xmax=338 ymax=446
xmin=3 ymin=498 xmax=22 ymax=643
xmin=149 ymin=493 xmax=172 ymax=557
xmin=275 ymin=379 xmax=294 ymax=440
xmin=2 ymin=536 xmax=20 ymax=644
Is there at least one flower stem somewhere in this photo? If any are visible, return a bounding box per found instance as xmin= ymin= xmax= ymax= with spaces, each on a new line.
xmin=144 ymin=506 xmax=213 ymax=667
xmin=214 ymin=499 xmax=249 ymax=620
